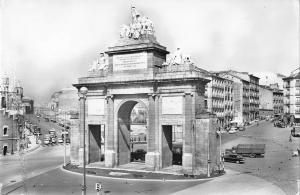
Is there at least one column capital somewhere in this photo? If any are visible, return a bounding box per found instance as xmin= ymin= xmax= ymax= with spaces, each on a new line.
xmin=105 ymin=94 xmax=114 ymax=100
xmin=78 ymin=92 xmax=87 ymax=100
xmin=148 ymin=93 xmax=158 ymax=98
xmin=183 ymin=92 xmax=193 ymax=97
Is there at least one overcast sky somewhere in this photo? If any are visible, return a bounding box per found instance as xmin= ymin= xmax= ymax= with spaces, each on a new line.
xmin=0 ymin=0 xmax=299 ymax=104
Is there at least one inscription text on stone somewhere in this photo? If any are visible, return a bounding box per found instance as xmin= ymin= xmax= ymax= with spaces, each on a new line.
xmin=113 ymin=52 xmax=147 ymax=71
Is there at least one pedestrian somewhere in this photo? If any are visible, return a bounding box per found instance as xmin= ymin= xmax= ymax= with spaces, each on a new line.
xmin=257 ymin=122 xmax=259 ymax=126
xmin=289 ymin=134 xmax=292 ymax=142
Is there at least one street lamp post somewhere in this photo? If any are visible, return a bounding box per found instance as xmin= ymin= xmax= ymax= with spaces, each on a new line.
xmin=79 ymin=87 xmax=88 ymax=195
xmin=64 ymin=111 xmax=67 ymax=166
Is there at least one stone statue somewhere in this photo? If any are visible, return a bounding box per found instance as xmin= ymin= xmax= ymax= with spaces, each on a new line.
xmin=88 ymin=52 xmax=108 ymax=73
xmin=172 ymin=48 xmax=183 ymax=65
xmin=183 ymin=54 xmax=193 ymax=65
xmin=162 ymin=48 xmax=193 ymax=66
xmin=97 ymin=52 xmax=108 ymax=70
xmin=119 ymin=6 xmax=155 ymax=40
xmin=131 ymin=6 xmax=140 ymax=23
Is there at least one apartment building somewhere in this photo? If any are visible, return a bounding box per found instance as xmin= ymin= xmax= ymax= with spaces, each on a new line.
xmin=283 ymin=68 xmax=300 ymax=122
xmin=205 ymin=74 xmax=234 ymax=127
xmin=216 ymin=70 xmax=260 ymax=123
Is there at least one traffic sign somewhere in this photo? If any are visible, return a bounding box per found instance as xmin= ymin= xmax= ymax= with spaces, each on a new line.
xmin=95 ymin=183 xmax=102 ymax=192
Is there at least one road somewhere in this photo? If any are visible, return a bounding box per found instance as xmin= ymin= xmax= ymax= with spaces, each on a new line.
xmin=1 ymin=120 xmax=299 ymax=195
xmin=222 ymin=120 xmax=300 ymax=195
xmin=0 ymin=144 xmax=69 ymax=193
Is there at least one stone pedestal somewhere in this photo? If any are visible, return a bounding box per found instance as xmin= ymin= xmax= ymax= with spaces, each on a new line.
xmin=182 ymin=153 xmax=193 ymax=174
xmin=145 ymin=152 xmax=160 ymax=170
xmin=105 ymin=150 xmax=116 ymax=167
xmin=192 ymin=113 xmax=218 ymax=176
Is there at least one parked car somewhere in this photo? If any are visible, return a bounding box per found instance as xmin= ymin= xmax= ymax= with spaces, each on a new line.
xmin=44 ymin=138 xmax=50 ymax=145
xmin=276 ymin=122 xmax=286 ymax=128
xmin=291 ymin=127 xmax=300 ymax=137
xmin=51 ymin=137 xmax=57 ymax=144
xmin=131 ymin=149 xmax=146 ymax=162
xmin=57 ymin=137 xmax=64 ymax=143
xmin=228 ymin=129 xmax=237 ymax=134
xmin=223 ymin=154 xmax=245 ymax=163
xmin=238 ymin=125 xmax=246 ymax=131
xmin=65 ymin=137 xmax=70 ymax=143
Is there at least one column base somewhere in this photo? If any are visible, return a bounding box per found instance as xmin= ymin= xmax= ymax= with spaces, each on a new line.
xmin=105 ymin=150 xmax=116 ymax=168
xmin=145 ymin=152 xmax=160 ymax=171
xmin=182 ymin=153 xmax=193 ymax=174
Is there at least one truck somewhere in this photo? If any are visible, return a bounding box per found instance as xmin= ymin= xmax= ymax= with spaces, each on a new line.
xmin=49 ymin=129 xmax=57 ymax=138
xmin=230 ymin=144 xmax=266 ymax=158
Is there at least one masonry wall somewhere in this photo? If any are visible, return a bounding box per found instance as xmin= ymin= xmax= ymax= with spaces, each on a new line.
xmin=0 ymin=110 xmax=18 ymax=156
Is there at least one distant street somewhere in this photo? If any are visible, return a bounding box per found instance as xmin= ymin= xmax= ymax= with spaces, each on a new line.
xmin=24 ymin=114 xmax=65 ymax=144
xmin=222 ymin=120 xmax=300 ymax=195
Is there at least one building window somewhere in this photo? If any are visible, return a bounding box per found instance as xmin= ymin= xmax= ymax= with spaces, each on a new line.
xmin=3 ymin=126 xmax=8 ymax=136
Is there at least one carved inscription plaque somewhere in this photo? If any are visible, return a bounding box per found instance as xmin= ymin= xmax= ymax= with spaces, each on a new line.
xmin=113 ymin=52 xmax=147 ymax=71
xmin=88 ymin=98 xmax=105 ymax=115
xmin=162 ymin=96 xmax=183 ymax=115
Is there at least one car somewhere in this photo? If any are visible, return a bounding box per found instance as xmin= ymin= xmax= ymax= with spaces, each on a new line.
xmin=65 ymin=137 xmax=70 ymax=143
xmin=223 ymin=154 xmax=245 ymax=163
xmin=228 ymin=129 xmax=237 ymax=134
xmin=44 ymin=138 xmax=50 ymax=145
xmin=238 ymin=125 xmax=246 ymax=131
xmin=276 ymin=122 xmax=286 ymax=128
xmin=51 ymin=137 xmax=57 ymax=144
xmin=58 ymin=137 xmax=64 ymax=143
xmin=131 ymin=149 xmax=146 ymax=162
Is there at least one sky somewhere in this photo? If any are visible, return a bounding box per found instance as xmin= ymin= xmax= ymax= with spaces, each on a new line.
xmin=0 ymin=0 xmax=299 ymax=104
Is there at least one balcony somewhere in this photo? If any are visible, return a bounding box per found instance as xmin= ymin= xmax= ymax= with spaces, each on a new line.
xmin=296 ymin=93 xmax=300 ymax=96
xmin=296 ymin=101 xmax=300 ymax=105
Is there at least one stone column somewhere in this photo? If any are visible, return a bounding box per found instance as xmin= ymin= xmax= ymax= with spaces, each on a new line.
xmin=105 ymin=95 xmax=116 ymax=167
xmin=183 ymin=93 xmax=193 ymax=173
xmin=70 ymin=113 xmax=80 ymax=165
xmin=145 ymin=94 xmax=160 ymax=170
xmin=193 ymin=113 xmax=218 ymax=176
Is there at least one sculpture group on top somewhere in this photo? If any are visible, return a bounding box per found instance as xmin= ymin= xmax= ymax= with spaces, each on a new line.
xmin=163 ymin=48 xmax=194 ymax=66
xmin=120 ymin=6 xmax=155 ymax=40
xmin=88 ymin=52 xmax=108 ymax=73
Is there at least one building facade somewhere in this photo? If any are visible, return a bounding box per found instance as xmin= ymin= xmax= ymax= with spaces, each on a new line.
xmin=0 ymin=77 xmax=24 ymax=156
xmin=249 ymin=75 xmax=260 ymax=121
xmin=216 ymin=70 xmax=260 ymax=123
xmin=205 ymin=74 xmax=233 ymax=127
xmin=258 ymin=85 xmax=274 ymax=117
xmin=283 ymin=68 xmax=300 ymax=121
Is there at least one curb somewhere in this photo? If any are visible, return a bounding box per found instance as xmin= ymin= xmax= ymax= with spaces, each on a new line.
xmin=61 ymin=166 xmax=216 ymax=182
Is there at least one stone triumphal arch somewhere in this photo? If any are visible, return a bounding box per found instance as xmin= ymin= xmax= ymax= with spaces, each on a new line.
xmin=72 ymin=7 xmax=220 ymax=175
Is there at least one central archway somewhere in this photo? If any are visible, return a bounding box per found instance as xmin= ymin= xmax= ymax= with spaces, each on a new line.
xmin=117 ymin=99 xmax=148 ymax=165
